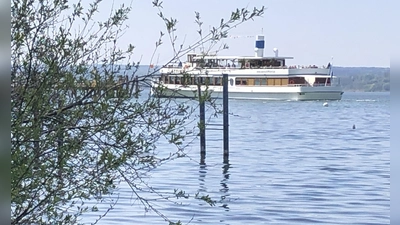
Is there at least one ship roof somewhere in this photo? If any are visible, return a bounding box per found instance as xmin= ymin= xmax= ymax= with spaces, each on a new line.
xmin=192 ymin=55 xmax=294 ymax=60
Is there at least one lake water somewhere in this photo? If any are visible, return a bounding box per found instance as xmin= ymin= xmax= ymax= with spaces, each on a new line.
xmin=82 ymin=92 xmax=390 ymax=225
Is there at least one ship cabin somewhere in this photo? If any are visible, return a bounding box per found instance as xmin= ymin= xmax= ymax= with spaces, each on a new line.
xmin=159 ymin=54 xmax=334 ymax=87
xmin=186 ymin=54 xmax=292 ymax=69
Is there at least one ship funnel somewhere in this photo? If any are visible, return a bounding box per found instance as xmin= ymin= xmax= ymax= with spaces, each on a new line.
xmin=273 ymin=48 xmax=279 ymax=57
xmin=254 ymin=35 xmax=265 ymax=57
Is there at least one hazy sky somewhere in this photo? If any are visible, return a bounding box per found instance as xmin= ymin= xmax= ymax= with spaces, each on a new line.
xmin=97 ymin=0 xmax=395 ymax=67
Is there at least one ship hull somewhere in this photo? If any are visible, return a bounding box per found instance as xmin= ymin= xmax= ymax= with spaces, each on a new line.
xmin=151 ymin=85 xmax=343 ymax=101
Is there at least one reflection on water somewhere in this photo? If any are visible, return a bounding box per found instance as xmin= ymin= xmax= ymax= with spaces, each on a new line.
xmin=220 ymin=163 xmax=230 ymax=211
xmin=198 ymin=162 xmax=231 ymax=211
xmin=198 ymin=164 xmax=208 ymax=193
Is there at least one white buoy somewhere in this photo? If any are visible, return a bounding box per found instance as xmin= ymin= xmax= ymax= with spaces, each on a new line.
xmin=323 ymin=102 xmax=329 ymax=107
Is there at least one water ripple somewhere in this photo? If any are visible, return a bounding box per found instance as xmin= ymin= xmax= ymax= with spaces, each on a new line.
xmin=82 ymin=92 xmax=389 ymax=225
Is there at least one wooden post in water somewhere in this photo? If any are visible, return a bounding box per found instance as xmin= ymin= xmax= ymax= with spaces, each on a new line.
xmin=198 ymin=82 xmax=206 ymax=163
xmin=222 ymin=73 xmax=229 ymax=163
xmin=134 ymin=76 xmax=139 ymax=98
xmin=129 ymin=76 xmax=135 ymax=97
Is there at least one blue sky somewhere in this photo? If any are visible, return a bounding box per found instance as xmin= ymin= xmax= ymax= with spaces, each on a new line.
xmin=100 ymin=0 xmax=396 ymax=67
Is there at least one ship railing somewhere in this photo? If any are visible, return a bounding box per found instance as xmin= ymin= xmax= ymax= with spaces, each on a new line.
xmin=312 ymin=83 xmax=331 ymax=87
xmin=287 ymin=84 xmax=310 ymax=87
xmin=287 ymin=83 xmax=331 ymax=87
xmin=288 ymin=65 xmax=324 ymax=69
xmin=162 ymin=64 xmax=328 ymax=70
xmin=165 ymin=64 xmax=182 ymax=68
xmin=204 ymin=65 xmax=326 ymax=69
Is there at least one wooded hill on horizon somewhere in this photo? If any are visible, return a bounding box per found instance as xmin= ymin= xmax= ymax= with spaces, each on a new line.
xmin=332 ymin=67 xmax=389 ymax=92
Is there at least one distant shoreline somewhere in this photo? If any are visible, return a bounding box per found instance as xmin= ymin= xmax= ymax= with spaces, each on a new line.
xmin=343 ymin=90 xmax=390 ymax=93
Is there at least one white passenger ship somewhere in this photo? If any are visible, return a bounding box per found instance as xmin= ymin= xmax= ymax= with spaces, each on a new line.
xmin=151 ymin=35 xmax=343 ymax=101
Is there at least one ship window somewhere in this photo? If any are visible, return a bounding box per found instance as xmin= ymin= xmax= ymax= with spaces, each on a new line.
xmin=229 ymin=78 xmax=233 ymax=86
xmin=181 ymin=75 xmax=191 ymax=85
xmin=255 ymin=78 xmax=261 ymax=85
xmin=176 ymin=76 xmax=181 ymax=84
xmin=266 ymin=78 xmax=289 ymax=86
xmin=247 ymin=78 xmax=254 ymax=85
xmin=205 ymin=77 xmax=211 ymax=85
xmin=215 ymin=77 xmax=221 ymax=85
xmin=261 ymin=79 xmax=267 ymax=85
xmin=235 ymin=78 xmax=248 ymax=85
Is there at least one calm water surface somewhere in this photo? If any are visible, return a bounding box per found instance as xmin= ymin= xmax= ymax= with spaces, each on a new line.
xmin=83 ymin=92 xmax=390 ymax=225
